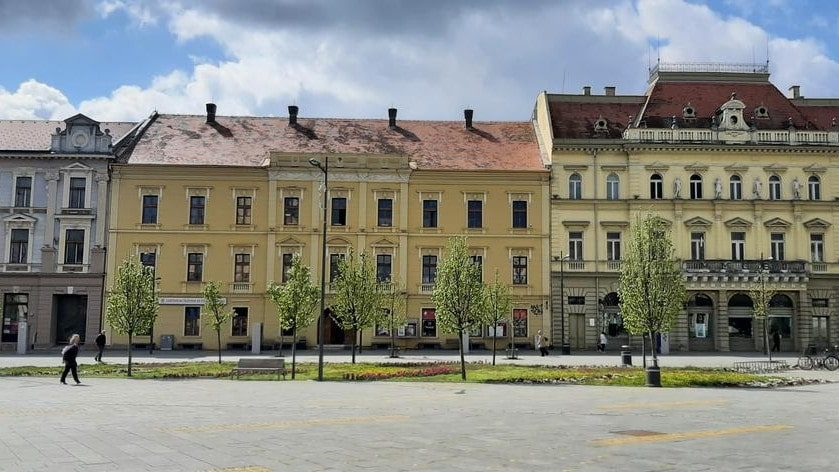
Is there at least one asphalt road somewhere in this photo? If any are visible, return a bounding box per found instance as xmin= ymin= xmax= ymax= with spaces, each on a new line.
xmin=0 ymin=375 xmax=835 ymax=471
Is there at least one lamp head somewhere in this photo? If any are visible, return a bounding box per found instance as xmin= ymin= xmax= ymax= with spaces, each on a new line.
xmin=308 ymin=158 xmax=321 ymax=168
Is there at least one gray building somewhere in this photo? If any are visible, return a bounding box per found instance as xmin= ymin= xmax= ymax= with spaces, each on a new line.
xmin=0 ymin=114 xmax=135 ymax=350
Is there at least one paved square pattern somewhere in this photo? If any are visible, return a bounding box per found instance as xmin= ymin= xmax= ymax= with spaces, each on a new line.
xmin=1 ymin=373 xmax=837 ymax=471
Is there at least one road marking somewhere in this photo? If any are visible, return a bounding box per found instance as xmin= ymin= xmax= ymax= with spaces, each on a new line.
xmin=598 ymin=400 xmax=729 ymax=411
xmin=164 ymin=415 xmax=410 ymax=434
xmin=593 ymin=424 xmax=793 ymax=447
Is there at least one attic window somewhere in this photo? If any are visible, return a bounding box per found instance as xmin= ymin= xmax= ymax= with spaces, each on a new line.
xmin=682 ymin=104 xmax=696 ymax=119
xmin=754 ymin=106 xmax=769 ymax=119
xmin=594 ymin=117 xmax=608 ymax=132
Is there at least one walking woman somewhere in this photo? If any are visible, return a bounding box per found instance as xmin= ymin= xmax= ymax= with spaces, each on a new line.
xmin=60 ymin=334 xmax=82 ymax=385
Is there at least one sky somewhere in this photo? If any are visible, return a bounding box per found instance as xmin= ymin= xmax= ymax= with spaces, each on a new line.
xmin=2 ymin=0 xmax=839 ymax=122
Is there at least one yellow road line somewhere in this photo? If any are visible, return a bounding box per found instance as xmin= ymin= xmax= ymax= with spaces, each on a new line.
xmin=593 ymin=424 xmax=793 ymax=447
xmin=164 ymin=415 xmax=409 ymax=434
xmin=598 ymin=400 xmax=729 ymax=411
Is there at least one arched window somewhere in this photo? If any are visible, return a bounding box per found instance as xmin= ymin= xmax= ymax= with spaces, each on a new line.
xmin=689 ymin=174 xmax=703 ymax=199
xmin=729 ymin=175 xmax=742 ymax=200
xmin=809 ymin=176 xmax=821 ymax=200
xmin=568 ymin=173 xmax=582 ymax=200
xmin=650 ymin=174 xmax=663 ymax=200
xmin=606 ymin=173 xmax=619 ymax=200
xmin=769 ymin=175 xmax=781 ymax=200
xmin=728 ymin=293 xmax=754 ymax=308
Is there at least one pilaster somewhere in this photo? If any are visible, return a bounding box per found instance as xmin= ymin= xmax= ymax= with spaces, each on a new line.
xmin=94 ymin=172 xmax=109 ymax=246
xmin=716 ymin=290 xmax=729 ymax=351
xmin=45 ymin=170 xmax=59 ymax=246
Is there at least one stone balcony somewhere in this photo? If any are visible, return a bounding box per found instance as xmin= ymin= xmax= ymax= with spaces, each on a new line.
xmin=623 ymin=127 xmax=839 ymax=146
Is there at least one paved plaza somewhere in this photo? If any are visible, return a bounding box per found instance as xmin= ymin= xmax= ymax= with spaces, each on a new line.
xmin=1 ymin=368 xmax=838 ymax=471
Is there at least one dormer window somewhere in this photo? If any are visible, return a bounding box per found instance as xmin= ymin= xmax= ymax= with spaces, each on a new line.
xmin=717 ymin=93 xmax=748 ymax=131
xmin=594 ymin=116 xmax=608 ymax=132
xmin=754 ymin=105 xmax=769 ymax=119
xmin=682 ymin=103 xmax=696 ymax=119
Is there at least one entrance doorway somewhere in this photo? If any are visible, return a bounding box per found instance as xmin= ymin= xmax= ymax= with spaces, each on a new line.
xmin=54 ymin=295 xmax=87 ymax=344
xmin=322 ymin=308 xmax=345 ymax=345
xmin=2 ymin=293 xmax=28 ymax=343
xmin=728 ymin=293 xmax=754 ymax=352
xmin=570 ymin=314 xmax=586 ymax=349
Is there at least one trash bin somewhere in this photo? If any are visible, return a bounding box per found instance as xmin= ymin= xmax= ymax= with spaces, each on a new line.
xmin=620 ymin=345 xmax=632 ymax=366
xmin=561 ymin=343 xmax=571 ymax=355
xmin=160 ymin=335 xmax=175 ymax=351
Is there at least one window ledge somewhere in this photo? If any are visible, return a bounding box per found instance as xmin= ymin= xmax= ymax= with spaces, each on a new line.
xmin=464 ymin=228 xmax=486 ymax=234
xmin=419 ymin=227 xmax=442 ymax=233
xmin=230 ymin=224 xmax=255 ymax=231
xmin=184 ymin=224 xmax=208 ymax=230
xmin=137 ymin=223 xmax=161 ymax=230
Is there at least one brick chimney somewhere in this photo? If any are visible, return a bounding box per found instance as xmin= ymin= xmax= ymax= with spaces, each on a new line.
xmin=206 ymin=103 xmax=217 ymax=123
xmin=604 ymin=86 xmax=616 ymax=96
xmin=388 ymin=108 xmax=397 ymax=129
xmin=464 ymin=109 xmax=474 ymax=129
xmin=288 ymin=105 xmax=299 ymax=126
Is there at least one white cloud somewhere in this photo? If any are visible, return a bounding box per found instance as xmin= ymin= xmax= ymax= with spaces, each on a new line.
xmin=0 ymin=80 xmax=76 ymax=120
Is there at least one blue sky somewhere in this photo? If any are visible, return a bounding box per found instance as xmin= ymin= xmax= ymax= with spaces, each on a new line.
xmin=2 ymin=0 xmax=839 ymax=121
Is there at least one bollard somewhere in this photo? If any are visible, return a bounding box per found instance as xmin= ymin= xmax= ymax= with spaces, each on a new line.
xmin=620 ymin=345 xmax=632 ymax=367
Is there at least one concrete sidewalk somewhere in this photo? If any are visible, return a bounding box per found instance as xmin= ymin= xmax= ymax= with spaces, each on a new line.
xmin=0 ymin=347 xmax=804 ymax=369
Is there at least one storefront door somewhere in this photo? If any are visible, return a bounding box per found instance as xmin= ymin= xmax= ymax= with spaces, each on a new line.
xmin=54 ymin=295 xmax=87 ymax=344
xmin=2 ymin=294 xmax=28 ymax=343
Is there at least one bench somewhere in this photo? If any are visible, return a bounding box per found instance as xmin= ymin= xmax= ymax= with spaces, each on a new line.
xmin=231 ymin=358 xmax=287 ymax=380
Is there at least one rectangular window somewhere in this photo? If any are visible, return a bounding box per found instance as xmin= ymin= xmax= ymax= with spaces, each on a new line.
xmin=811 ymin=234 xmax=825 ymax=262
xmin=377 ymin=198 xmax=393 ymax=227
xmin=283 ymin=197 xmax=299 ymax=225
xmin=568 ymin=232 xmax=583 ymax=260
xmin=189 ymin=196 xmax=205 ymax=225
xmin=68 ymin=177 xmax=86 ymax=209
xmin=467 ymin=200 xmax=482 ymax=229
xmin=606 ymin=232 xmax=621 ymax=261
xmin=9 ymin=229 xmax=28 ymax=264
xmin=470 ymin=255 xmax=483 ymax=282
xmin=512 ymin=256 xmax=528 ymax=285
xmin=770 ymin=233 xmax=785 ymax=261
xmin=142 ymin=195 xmax=158 ymax=224
xmin=331 ymin=197 xmax=347 ymax=226
xmin=187 ymin=253 xmax=203 ymax=281
xmin=140 ymin=252 xmax=156 ymax=272
xmin=422 ymin=255 xmax=437 ymax=284
xmin=813 ymin=298 xmax=829 ymax=308
xmin=281 ymin=253 xmax=294 ymax=283
xmin=513 ymin=308 xmax=528 ymax=337
xmin=64 ymin=229 xmax=84 ymax=264
xmin=329 ymin=253 xmax=344 ymax=283
xmin=421 ymin=308 xmax=436 ymax=337
xmin=184 ymin=307 xmax=200 ymax=336
xmin=232 ymin=307 xmax=248 ymax=336
xmin=568 ymin=296 xmax=586 ymax=305
xmin=376 ymin=254 xmax=392 ymax=283
xmin=234 ymin=253 xmax=251 ymax=283
xmin=690 ymin=232 xmax=705 ymax=260
xmin=512 ymin=200 xmax=527 ymax=228
xmin=731 ymin=232 xmax=745 ymax=261
xmin=14 ymin=177 xmax=31 ymax=207
xmin=422 ymin=200 xmax=438 ymax=228
xmin=236 ymin=196 xmax=252 ymax=225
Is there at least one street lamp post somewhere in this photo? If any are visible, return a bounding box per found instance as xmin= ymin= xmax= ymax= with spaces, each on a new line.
xmin=760 ymin=253 xmax=773 ymax=362
xmin=309 ymin=157 xmax=329 ymax=381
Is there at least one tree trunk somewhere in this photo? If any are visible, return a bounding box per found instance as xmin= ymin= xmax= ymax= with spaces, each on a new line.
xmin=127 ymin=332 xmax=133 ymax=377
xmin=492 ymin=329 xmax=497 ymax=366
xmin=649 ymin=332 xmax=658 ymax=367
xmin=459 ymin=328 xmax=467 ymax=380
xmin=291 ymin=328 xmax=297 ymax=380
xmin=217 ymin=329 xmax=222 ymax=365
xmin=641 ymin=335 xmax=647 ymax=368
xmin=351 ymin=328 xmax=357 ymax=364
xmin=390 ymin=316 xmax=397 ymax=358
xmin=764 ymin=319 xmax=772 ymax=362
xmin=358 ymin=329 xmax=363 ymax=355
xmin=278 ymin=320 xmax=284 ymax=357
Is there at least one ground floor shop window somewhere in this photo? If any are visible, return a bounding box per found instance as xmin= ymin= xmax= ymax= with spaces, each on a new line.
xmin=813 ymin=316 xmax=829 ymax=346
xmin=487 ymin=323 xmax=507 ymax=337
xmin=469 ymin=324 xmax=482 ymax=337
xmin=2 ymin=293 xmax=27 ymax=343
xmin=184 ymin=306 xmax=200 ymax=336
xmin=728 ymin=317 xmax=752 ymax=338
xmin=768 ymin=316 xmax=792 ymax=338
xmin=605 ymin=312 xmax=625 ymax=337
xmin=688 ymin=313 xmax=710 ymax=338
xmin=421 ymin=308 xmax=436 ymax=337
xmin=232 ymin=307 xmax=248 ymax=336
xmin=397 ymin=321 xmax=417 ymax=337
xmin=513 ymin=309 xmax=528 ymax=337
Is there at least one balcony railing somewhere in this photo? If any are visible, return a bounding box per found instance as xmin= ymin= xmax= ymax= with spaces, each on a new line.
xmin=230 ymin=282 xmax=253 ymax=294
xmin=624 ymin=127 xmax=839 ymax=146
xmin=420 ymin=283 xmax=435 ymax=293
xmin=683 ymin=260 xmax=807 ymax=274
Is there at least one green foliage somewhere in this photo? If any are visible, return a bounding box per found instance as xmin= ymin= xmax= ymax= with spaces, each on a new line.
xmin=750 ymin=264 xmax=778 ymax=361
xmin=332 ymin=250 xmax=383 ymax=362
xmin=202 ymin=281 xmax=233 ymax=364
xmin=481 ymin=269 xmax=513 ymax=365
xmin=619 ymin=213 xmax=687 ymax=338
xmin=379 ymin=279 xmax=408 ymax=334
xmin=267 ymin=255 xmax=319 ymax=333
xmin=106 ymin=257 xmax=158 ymax=337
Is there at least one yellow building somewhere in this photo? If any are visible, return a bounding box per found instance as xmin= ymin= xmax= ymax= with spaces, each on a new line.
xmin=107 ymin=106 xmax=550 ymax=350
xmin=534 ymin=63 xmax=839 ymax=352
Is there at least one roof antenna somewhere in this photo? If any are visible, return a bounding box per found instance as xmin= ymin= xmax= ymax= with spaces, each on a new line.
xmin=561 ymin=69 xmax=566 ymax=94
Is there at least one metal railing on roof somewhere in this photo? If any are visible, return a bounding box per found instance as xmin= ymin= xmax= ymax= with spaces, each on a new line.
xmin=649 ymin=62 xmax=769 ymax=79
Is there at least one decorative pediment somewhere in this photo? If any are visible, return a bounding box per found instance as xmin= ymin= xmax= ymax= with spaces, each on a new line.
xmin=599 ymin=220 xmax=629 ymax=228
xmin=644 ymin=161 xmax=669 ymax=172
xmin=804 ymin=164 xmax=827 ymax=174
xmin=63 ymin=162 xmax=93 ymax=171
xmin=803 ymin=218 xmax=832 ymax=230
xmin=562 ymin=165 xmax=588 ymax=171
xmin=684 ymin=216 xmax=713 ymax=228
xmin=724 ymin=163 xmax=749 ymax=172
xmin=684 ymin=162 xmax=709 ymax=172
xmin=601 ymin=165 xmax=628 ymax=172
xmin=3 ymin=213 xmax=37 ymax=224
xmin=763 ymin=217 xmax=792 ymax=229
xmin=650 ymin=216 xmax=672 ymax=227
xmin=326 ymin=237 xmax=351 ymax=246
xmin=371 ymin=238 xmax=396 ymax=247
xmin=277 ymin=237 xmax=304 ymax=246
xmin=762 ymin=164 xmax=788 ymax=173
xmin=64 ymin=113 xmax=100 ymax=126
xmin=562 ymin=220 xmax=590 ymax=228
xmin=724 ymin=217 xmax=753 ymax=228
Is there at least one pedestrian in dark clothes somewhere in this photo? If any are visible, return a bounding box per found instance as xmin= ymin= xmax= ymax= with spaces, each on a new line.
xmin=60 ymin=334 xmax=82 ymax=385
xmin=94 ymin=331 xmax=106 ymax=362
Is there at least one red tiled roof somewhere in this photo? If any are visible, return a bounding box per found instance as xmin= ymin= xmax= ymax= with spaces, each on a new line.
xmin=641 ymin=82 xmax=812 ymax=129
xmin=548 ymin=99 xmax=645 ymax=139
xmin=796 ymin=105 xmax=839 ymax=131
xmin=0 ymin=120 xmax=136 ymax=151
xmin=126 ymin=115 xmax=544 ymax=171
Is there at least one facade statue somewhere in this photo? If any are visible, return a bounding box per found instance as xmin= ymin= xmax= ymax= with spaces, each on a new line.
xmin=753 ymin=178 xmax=762 ymax=199
xmin=714 ymin=177 xmax=723 ymax=199
xmin=793 ymin=177 xmax=802 ymax=200
xmin=674 ymin=177 xmax=682 ymax=199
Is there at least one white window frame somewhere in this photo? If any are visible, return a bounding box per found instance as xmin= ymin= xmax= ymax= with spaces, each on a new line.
xmin=730 ymin=175 xmax=742 ymax=200
xmin=811 ymin=233 xmax=825 ymax=263
xmin=768 ymin=175 xmax=782 ymax=200
xmin=60 ymin=163 xmax=93 ymax=209
xmin=606 ymin=173 xmax=620 ymax=200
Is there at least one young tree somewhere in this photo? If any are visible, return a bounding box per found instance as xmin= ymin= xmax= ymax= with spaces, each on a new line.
xmin=106 ymin=257 xmax=158 ymax=376
xmin=379 ymin=278 xmax=407 ymax=358
xmin=267 ymin=255 xmax=319 ymax=378
xmin=619 ymin=213 xmax=687 ymax=382
xmin=332 ymin=250 xmax=382 ymax=363
xmin=482 ymin=269 xmax=512 ymax=366
xmin=202 ymin=281 xmax=233 ymax=364
xmin=432 ymin=236 xmax=486 ymax=380
xmin=750 ymin=260 xmax=777 ymax=362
